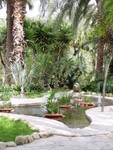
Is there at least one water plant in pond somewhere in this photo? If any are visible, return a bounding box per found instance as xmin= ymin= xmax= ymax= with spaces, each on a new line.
xmin=58 ymin=94 xmax=72 ymax=105
xmin=45 ymin=91 xmax=59 ymax=114
xmin=80 ymin=96 xmax=95 ymax=108
xmin=45 ymin=91 xmax=63 ymax=120
xmin=83 ymin=97 xmax=93 ymax=103
xmin=0 ymin=85 xmax=12 ymax=112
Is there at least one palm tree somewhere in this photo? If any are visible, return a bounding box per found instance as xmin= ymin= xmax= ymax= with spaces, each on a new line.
xmin=0 ymin=0 xmax=34 ymax=85
xmin=4 ymin=0 xmax=14 ymax=85
xmin=11 ymin=0 xmax=25 ymax=68
xmin=40 ymin=0 xmax=105 ymax=75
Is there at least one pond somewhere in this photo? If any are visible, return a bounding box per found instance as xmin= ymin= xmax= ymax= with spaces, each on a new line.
xmin=12 ymin=96 xmax=113 ymax=129
xmin=13 ymin=105 xmax=90 ymax=129
xmin=60 ymin=106 xmax=90 ymax=128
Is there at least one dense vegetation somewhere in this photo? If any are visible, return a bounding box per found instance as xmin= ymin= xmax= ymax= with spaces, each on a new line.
xmin=0 ymin=0 xmax=113 ymax=98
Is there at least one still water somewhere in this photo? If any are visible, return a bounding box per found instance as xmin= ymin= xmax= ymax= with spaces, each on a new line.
xmin=14 ymin=105 xmax=90 ymax=128
xmin=60 ymin=106 xmax=90 ymax=128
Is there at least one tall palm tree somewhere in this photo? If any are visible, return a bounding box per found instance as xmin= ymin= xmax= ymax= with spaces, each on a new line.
xmin=11 ymin=0 xmax=25 ymax=68
xmin=0 ymin=0 xmax=34 ymax=85
xmin=4 ymin=0 xmax=14 ymax=85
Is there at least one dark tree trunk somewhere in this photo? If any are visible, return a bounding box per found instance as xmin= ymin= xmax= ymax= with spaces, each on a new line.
xmin=4 ymin=0 xmax=13 ymax=85
xmin=96 ymin=38 xmax=104 ymax=74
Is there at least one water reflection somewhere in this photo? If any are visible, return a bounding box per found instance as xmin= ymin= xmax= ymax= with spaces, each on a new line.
xmin=60 ymin=106 xmax=90 ymax=128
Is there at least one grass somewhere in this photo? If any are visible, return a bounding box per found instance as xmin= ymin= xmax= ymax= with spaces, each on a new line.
xmin=0 ymin=116 xmax=38 ymax=142
xmin=52 ymin=88 xmax=69 ymax=93
xmin=25 ymin=90 xmax=48 ymax=98
xmin=0 ymin=87 xmax=70 ymax=99
xmin=25 ymin=88 xmax=69 ymax=98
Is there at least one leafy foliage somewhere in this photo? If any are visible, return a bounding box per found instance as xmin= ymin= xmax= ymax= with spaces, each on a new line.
xmin=0 ymin=85 xmax=11 ymax=107
xmin=58 ymin=94 xmax=72 ymax=105
xmin=46 ymin=91 xmax=59 ymax=114
xmin=83 ymin=96 xmax=93 ymax=103
xmin=11 ymin=62 xmax=35 ymax=89
xmin=26 ymin=83 xmax=44 ymax=92
xmin=0 ymin=26 xmax=6 ymax=52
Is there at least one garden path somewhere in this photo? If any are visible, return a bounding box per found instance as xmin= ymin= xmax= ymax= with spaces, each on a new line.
xmin=1 ymin=106 xmax=113 ymax=150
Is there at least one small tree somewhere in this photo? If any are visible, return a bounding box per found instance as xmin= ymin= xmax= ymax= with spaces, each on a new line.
xmin=11 ymin=61 xmax=35 ymax=97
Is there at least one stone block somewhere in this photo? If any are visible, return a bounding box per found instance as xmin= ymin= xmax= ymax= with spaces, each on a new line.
xmin=25 ymin=135 xmax=34 ymax=143
xmin=15 ymin=136 xmax=28 ymax=145
xmin=0 ymin=142 xmax=6 ymax=150
xmin=6 ymin=142 xmax=17 ymax=147
xmin=39 ymin=132 xmax=52 ymax=138
xmin=32 ymin=132 xmax=40 ymax=140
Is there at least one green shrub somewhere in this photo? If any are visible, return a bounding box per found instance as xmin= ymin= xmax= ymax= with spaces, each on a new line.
xmin=82 ymin=75 xmax=113 ymax=94
xmin=46 ymin=91 xmax=59 ymax=114
xmin=0 ymin=85 xmax=11 ymax=102
xmin=58 ymin=94 xmax=72 ymax=105
xmin=13 ymin=84 xmax=21 ymax=92
xmin=82 ymin=80 xmax=103 ymax=93
xmin=83 ymin=97 xmax=93 ymax=103
xmin=26 ymin=84 xmax=44 ymax=92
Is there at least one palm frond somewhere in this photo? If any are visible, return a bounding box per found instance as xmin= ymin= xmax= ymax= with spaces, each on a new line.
xmin=72 ymin=0 xmax=90 ymax=34
xmin=11 ymin=62 xmax=35 ymax=87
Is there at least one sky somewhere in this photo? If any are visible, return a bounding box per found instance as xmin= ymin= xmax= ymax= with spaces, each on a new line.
xmin=0 ymin=0 xmax=96 ymax=19
xmin=0 ymin=0 xmax=40 ymax=19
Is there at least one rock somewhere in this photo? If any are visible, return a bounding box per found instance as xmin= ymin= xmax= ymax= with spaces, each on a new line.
xmin=92 ymin=92 xmax=96 ymax=95
xmin=80 ymin=91 xmax=85 ymax=95
xmin=6 ymin=142 xmax=17 ymax=147
xmin=25 ymin=135 xmax=34 ymax=143
xmin=107 ymin=133 xmax=113 ymax=138
xmin=0 ymin=142 xmax=6 ymax=150
xmin=39 ymin=132 xmax=52 ymax=138
xmin=108 ymin=108 xmax=113 ymax=112
xmin=32 ymin=132 xmax=40 ymax=140
xmin=15 ymin=136 xmax=28 ymax=145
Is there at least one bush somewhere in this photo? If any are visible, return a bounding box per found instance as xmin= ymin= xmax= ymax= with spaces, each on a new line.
xmin=26 ymin=83 xmax=44 ymax=92
xmin=58 ymin=94 xmax=72 ymax=105
xmin=0 ymin=85 xmax=11 ymax=101
xmin=82 ymin=75 xmax=113 ymax=94
xmin=0 ymin=85 xmax=10 ymax=92
xmin=13 ymin=84 xmax=21 ymax=92
xmin=83 ymin=97 xmax=93 ymax=103
xmin=46 ymin=91 xmax=59 ymax=114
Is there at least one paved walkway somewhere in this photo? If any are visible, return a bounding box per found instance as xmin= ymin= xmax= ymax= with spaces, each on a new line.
xmin=0 ymin=106 xmax=113 ymax=150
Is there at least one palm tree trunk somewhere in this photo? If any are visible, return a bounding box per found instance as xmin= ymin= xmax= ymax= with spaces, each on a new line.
xmin=4 ymin=0 xmax=13 ymax=85
xmin=96 ymin=38 xmax=104 ymax=74
xmin=101 ymin=52 xmax=113 ymax=112
xmin=12 ymin=0 xmax=25 ymax=68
